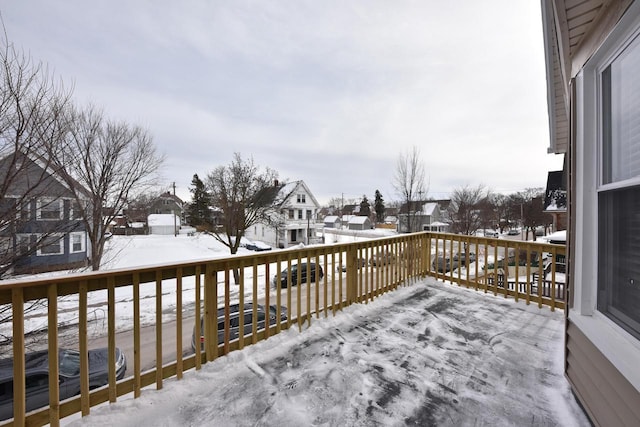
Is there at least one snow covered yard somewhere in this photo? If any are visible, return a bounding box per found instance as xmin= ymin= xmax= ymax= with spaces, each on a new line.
xmin=64 ymin=278 xmax=589 ymax=427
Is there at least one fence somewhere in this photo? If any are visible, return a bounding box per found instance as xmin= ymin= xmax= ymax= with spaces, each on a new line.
xmin=0 ymin=231 xmax=565 ymax=426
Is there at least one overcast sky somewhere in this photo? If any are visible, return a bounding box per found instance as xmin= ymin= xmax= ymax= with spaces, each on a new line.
xmin=1 ymin=1 xmax=563 ymax=205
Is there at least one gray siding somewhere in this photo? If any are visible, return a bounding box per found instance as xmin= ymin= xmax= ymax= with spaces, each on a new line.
xmin=566 ymin=320 xmax=640 ymax=426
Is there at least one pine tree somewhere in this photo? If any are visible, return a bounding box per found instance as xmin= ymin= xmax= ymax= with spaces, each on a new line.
xmin=374 ymin=190 xmax=385 ymax=223
xmin=359 ymin=195 xmax=371 ymax=217
xmin=187 ymin=174 xmax=211 ymax=227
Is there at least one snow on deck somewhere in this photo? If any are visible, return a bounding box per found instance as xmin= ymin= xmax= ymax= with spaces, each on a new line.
xmin=65 ymin=278 xmax=588 ymax=426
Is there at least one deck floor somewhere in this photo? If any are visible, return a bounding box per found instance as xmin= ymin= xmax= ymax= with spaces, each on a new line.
xmin=65 ymin=278 xmax=590 ymax=427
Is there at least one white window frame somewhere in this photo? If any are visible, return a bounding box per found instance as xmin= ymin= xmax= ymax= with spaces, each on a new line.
xmin=36 ymin=233 xmax=64 ymax=256
xmin=572 ymin=1 xmax=640 ymax=392
xmin=37 ymin=198 xmax=63 ymax=220
xmin=70 ymin=232 xmax=86 ymax=253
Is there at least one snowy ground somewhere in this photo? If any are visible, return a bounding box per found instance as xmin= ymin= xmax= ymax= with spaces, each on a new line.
xmin=62 ymin=278 xmax=590 ymax=426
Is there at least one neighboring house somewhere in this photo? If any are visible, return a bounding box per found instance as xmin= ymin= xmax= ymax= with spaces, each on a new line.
xmin=397 ymin=201 xmax=449 ymax=233
xmin=341 ymin=204 xmax=357 ymax=216
xmin=323 ymin=215 xmax=341 ymax=229
xmin=543 ymin=170 xmax=567 ymax=232
xmin=147 ymin=213 xmax=180 ymax=236
xmin=348 ymin=216 xmax=371 ymax=231
xmin=150 ymin=192 xmax=184 ymax=217
xmin=542 ymin=1 xmax=640 ymax=425
xmin=0 ymin=152 xmax=90 ymax=275
xmin=244 ymin=180 xmax=321 ymax=248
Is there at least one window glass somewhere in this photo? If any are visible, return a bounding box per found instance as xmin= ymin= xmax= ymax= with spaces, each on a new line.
xmin=598 ymin=187 xmax=640 ymax=339
xmin=598 ymin=33 xmax=640 ymax=339
xmin=603 ymin=33 xmax=640 ymax=184
xmin=39 ymin=198 xmax=62 ymax=220
xmin=40 ymin=235 xmax=63 ymax=255
xmin=25 ymin=373 xmax=48 ymax=389
xmin=17 ymin=234 xmax=31 ymax=255
xmin=0 ymin=380 xmax=12 ymax=399
xmin=71 ymin=233 xmax=84 ymax=253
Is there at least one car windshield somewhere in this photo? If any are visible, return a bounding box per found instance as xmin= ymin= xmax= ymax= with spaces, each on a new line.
xmin=59 ymin=350 xmax=80 ymax=376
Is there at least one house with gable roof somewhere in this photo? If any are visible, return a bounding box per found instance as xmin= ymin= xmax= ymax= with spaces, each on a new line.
xmin=397 ymin=200 xmax=449 ymax=233
xmin=0 ymin=151 xmax=90 ymax=275
xmin=244 ymin=180 xmax=321 ymax=248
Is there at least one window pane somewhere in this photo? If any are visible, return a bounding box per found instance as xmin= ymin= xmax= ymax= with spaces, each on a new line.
xmin=41 ymin=236 xmax=63 ymax=254
xmin=603 ymin=33 xmax=640 ymax=184
xmin=598 ymin=187 xmax=640 ymax=339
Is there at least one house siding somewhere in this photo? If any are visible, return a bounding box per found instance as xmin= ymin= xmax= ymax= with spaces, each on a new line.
xmin=566 ymin=320 xmax=640 ymax=426
xmin=0 ymin=153 xmax=89 ymax=275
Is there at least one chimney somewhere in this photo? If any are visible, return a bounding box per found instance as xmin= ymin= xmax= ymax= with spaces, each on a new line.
xmin=274 ymin=179 xmax=279 ymax=187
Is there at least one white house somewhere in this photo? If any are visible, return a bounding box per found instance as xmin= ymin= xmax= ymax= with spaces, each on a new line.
xmin=397 ymin=201 xmax=449 ymax=233
xmin=244 ymin=180 xmax=321 ymax=248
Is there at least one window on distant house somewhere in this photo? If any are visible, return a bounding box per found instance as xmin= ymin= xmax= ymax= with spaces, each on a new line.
xmin=306 ymin=210 xmax=311 ymax=220
xmin=297 ymin=194 xmax=306 ymax=203
xmin=69 ymin=200 xmax=84 ymax=220
xmin=597 ymin=31 xmax=640 ymax=339
xmin=16 ymin=234 xmax=31 ymax=256
xmin=298 ymin=210 xmax=303 ymax=220
xmin=70 ymin=232 xmax=85 ymax=253
xmin=289 ymin=209 xmax=294 ymax=219
xmin=37 ymin=198 xmax=62 ymax=220
xmin=37 ymin=234 xmax=63 ymax=255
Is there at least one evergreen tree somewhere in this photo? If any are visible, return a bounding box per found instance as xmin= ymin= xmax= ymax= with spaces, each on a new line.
xmin=359 ymin=195 xmax=371 ymax=217
xmin=187 ymin=174 xmax=211 ymax=227
xmin=374 ymin=190 xmax=385 ymax=223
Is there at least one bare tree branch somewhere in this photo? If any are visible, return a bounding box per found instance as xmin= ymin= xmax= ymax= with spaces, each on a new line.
xmin=393 ymin=146 xmax=427 ymax=233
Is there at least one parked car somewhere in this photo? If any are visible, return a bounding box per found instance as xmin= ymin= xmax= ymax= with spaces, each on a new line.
xmin=191 ymin=303 xmax=288 ymax=351
xmin=273 ymin=263 xmax=323 ymax=288
xmin=432 ymin=252 xmax=476 ymax=273
xmin=370 ymin=251 xmax=395 ymax=266
xmin=245 ymin=241 xmax=272 ymax=251
xmin=507 ymin=229 xmax=520 ymax=236
xmin=336 ymin=258 xmax=367 ymax=272
xmin=0 ymin=347 xmax=126 ymax=421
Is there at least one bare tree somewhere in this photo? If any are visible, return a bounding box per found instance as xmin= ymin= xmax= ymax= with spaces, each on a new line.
xmin=206 ymin=153 xmax=279 ymax=256
xmin=0 ymin=28 xmax=75 ymax=277
xmin=393 ymin=146 xmax=427 ymax=233
xmin=448 ymin=184 xmax=488 ymax=235
xmin=53 ymin=105 xmax=164 ymax=270
xmin=509 ymin=188 xmax=552 ymax=241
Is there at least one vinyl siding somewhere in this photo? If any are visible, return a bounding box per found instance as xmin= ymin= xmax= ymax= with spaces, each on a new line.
xmin=566 ymin=320 xmax=640 ymax=426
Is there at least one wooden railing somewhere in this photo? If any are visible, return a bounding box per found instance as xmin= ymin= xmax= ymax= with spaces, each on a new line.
xmin=0 ymin=231 xmax=565 ymax=426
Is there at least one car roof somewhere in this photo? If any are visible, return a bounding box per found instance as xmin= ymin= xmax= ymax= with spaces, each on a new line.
xmin=0 ymin=350 xmax=58 ymax=382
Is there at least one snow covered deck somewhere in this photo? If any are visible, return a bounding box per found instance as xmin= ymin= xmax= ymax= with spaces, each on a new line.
xmin=66 ymin=278 xmax=588 ymax=426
